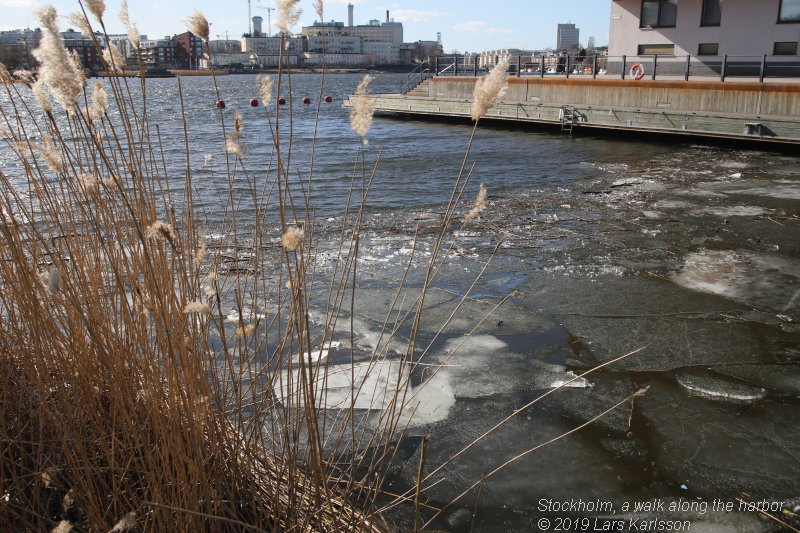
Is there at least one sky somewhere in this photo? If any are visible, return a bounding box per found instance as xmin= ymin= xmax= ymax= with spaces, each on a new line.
xmin=0 ymin=0 xmax=611 ymax=52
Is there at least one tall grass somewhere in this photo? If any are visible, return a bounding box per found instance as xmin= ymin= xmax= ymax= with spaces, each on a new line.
xmin=0 ymin=3 xmax=641 ymax=531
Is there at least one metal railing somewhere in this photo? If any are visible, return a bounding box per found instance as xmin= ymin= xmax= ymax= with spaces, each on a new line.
xmin=405 ymin=54 xmax=800 ymax=85
xmin=400 ymin=61 xmax=433 ymax=94
xmin=598 ymin=54 xmax=800 ymax=82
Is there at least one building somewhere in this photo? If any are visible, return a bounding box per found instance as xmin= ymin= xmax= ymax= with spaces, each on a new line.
xmin=609 ymin=0 xmax=800 ymax=58
xmin=103 ymin=33 xmax=143 ymax=64
xmin=172 ymin=31 xmax=204 ymax=69
xmin=479 ymin=49 xmax=536 ymax=70
xmin=0 ymin=28 xmax=40 ymax=69
xmin=139 ymin=38 xmax=176 ymax=67
xmin=301 ymin=7 xmax=404 ymax=65
xmin=239 ymin=36 xmax=305 ymax=67
xmin=61 ymin=29 xmax=100 ymax=70
xmin=208 ymin=39 xmax=242 ymax=55
xmin=557 ymin=23 xmax=580 ymax=52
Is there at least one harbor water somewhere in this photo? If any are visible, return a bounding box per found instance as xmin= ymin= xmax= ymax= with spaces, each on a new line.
xmin=2 ymin=73 xmax=799 ymax=531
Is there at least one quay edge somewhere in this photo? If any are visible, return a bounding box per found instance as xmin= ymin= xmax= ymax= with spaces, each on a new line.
xmin=346 ymin=77 xmax=800 ymax=146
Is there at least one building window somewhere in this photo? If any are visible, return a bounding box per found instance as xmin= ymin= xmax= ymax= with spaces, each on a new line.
xmin=697 ymin=43 xmax=719 ymax=55
xmin=701 ymin=0 xmax=721 ymax=26
xmin=641 ymin=0 xmax=679 ymax=28
xmin=773 ymin=41 xmax=798 ymax=55
xmin=778 ymin=0 xmax=800 ymax=22
xmin=638 ymin=44 xmax=675 ymax=55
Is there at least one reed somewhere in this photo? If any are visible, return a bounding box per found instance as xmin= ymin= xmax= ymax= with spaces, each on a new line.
xmin=0 ymin=4 xmax=639 ymax=531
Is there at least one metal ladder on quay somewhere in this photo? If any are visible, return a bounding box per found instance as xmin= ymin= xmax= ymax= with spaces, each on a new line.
xmin=560 ymin=106 xmax=578 ymax=135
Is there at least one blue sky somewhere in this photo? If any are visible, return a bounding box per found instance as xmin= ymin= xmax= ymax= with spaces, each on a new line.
xmin=1 ymin=0 xmax=611 ymax=52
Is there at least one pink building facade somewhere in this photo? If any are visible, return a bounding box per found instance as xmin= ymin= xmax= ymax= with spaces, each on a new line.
xmin=609 ymin=0 xmax=800 ymax=58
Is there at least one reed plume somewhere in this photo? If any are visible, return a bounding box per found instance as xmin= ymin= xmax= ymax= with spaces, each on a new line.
xmin=277 ymin=0 xmax=302 ymax=35
xmin=184 ymin=301 xmax=211 ymax=315
xmin=102 ymin=43 xmax=125 ymax=73
xmin=119 ymin=1 xmax=140 ymax=48
xmin=464 ymin=183 xmax=487 ymax=223
xmin=33 ymin=6 xmax=83 ymax=113
xmin=67 ymin=11 xmax=93 ymax=36
xmin=13 ymin=69 xmax=35 ymax=86
xmin=0 ymin=63 xmax=12 ymax=85
xmin=83 ymin=0 xmax=105 ymax=21
xmin=187 ymin=10 xmax=210 ymax=41
xmin=314 ymin=0 xmax=324 ymax=19
xmin=350 ymin=74 xmax=375 ymax=144
xmin=258 ymin=75 xmax=274 ymax=107
xmin=282 ymin=226 xmax=304 ymax=251
xmin=471 ymin=55 xmax=509 ymax=121
xmin=90 ymin=80 xmax=108 ymax=118
xmin=32 ymin=79 xmax=53 ymax=114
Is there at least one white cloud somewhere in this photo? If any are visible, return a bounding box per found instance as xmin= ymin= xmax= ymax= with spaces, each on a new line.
xmin=452 ymin=20 xmax=512 ymax=35
xmin=390 ymin=9 xmax=443 ymax=23
xmin=0 ymin=0 xmax=36 ymax=7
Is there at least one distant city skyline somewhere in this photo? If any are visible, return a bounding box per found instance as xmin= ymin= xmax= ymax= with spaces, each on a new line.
xmin=0 ymin=0 xmax=611 ymax=52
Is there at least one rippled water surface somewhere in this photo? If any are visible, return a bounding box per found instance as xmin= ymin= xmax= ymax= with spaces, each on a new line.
xmin=2 ymin=73 xmax=799 ymax=532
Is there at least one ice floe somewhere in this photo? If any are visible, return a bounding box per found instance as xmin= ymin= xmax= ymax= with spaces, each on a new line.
xmin=673 ymin=250 xmax=800 ymax=313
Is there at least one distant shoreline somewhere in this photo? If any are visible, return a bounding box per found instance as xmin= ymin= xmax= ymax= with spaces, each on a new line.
xmin=91 ymin=65 xmax=413 ymax=78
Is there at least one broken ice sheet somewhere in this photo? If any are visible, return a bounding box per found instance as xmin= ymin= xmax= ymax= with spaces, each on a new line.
xmin=672 ymin=249 xmax=800 ymax=314
xmin=273 ymin=358 xmax=456 ymax=427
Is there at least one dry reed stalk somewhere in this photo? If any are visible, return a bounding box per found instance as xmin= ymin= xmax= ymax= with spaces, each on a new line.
xmin=0 ymin=3 xmax=632 ymax=532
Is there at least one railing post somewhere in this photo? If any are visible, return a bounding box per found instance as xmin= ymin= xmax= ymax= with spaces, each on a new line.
xmin=517 ymin=55 xmax=521 ymax=77
xmin=474 ymin=58 xmax=478 ymax=76
xmin=454 ymin=56 xmax=458 ymax=76
xmin=435 ymin=56 xmax=439 ymax=75
xmin=566 ymin=55 xmax=570 ymax=78
xmin=759 ymin=54 xmax=767 ymax=83
xmin=685 ymin=54 xmax=691 ymax=81
xmin=592 ymin=55 xmax=597 ymax=79
xmin=652 ymin=54 xmax=658 ymax=80
xmin=720 ymin=54 xmax=727 ymax=82
xmin=621 ymin=55 xmax=627 ymax=79
xmin=540 ymin=55 xmax=545 ymax=77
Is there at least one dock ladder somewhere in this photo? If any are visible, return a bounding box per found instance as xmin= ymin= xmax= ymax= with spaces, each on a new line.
xmin=560 ymin=106 xmax=579 ymax=135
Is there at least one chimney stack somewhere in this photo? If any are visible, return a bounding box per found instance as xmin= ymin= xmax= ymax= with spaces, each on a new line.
xmin=386 ymin=10 xmax=389 ymax=23
xmin=348 ymin=3 xmax=354 ymax=27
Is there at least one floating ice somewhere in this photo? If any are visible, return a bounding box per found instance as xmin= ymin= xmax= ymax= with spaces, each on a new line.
xmin=676 ymin=372 xmax=767 ymax=404
xmin=673 ymin=250 xmax=800 ymax=312
xmin=289 ymin=341 xmax=341 ymax=364
xmin=652 ymin=200 xmax=694 ymax=209
xmin=226 ymin=309 xmax=266 ymax=323
xmin=692 ymin=206 xmax=771 ymax=217
xmin=274 ymin=358 xmax=456 ymax=427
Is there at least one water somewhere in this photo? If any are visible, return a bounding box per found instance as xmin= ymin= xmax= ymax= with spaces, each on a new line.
xmin=2 ymin=73 xmax=799 ymax=532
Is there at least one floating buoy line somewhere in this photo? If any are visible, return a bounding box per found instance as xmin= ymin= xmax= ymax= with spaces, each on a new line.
xmin=215 ymin=96 xmax=335 ymax=108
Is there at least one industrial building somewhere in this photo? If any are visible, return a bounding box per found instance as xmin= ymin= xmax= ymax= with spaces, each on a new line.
xmin=301 ymin=4 xmax=405 ymax=65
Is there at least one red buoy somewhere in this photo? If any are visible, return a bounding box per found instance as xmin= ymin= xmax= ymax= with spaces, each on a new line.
xmin=302 ymin=97 xmax=311 ymax=105
xmin=278 ymin=96 xmax=286 ymax=105
xmin=215 ymin=100 xmax=226 ymax=109
xmin=324 ymin=95 xmax=333 ymax=103
xmin=250 ymin=98 xmax=259 ymax=107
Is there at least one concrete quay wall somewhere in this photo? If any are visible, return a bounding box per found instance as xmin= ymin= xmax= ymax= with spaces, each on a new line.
xmin=422 ymin=77 xmax=800 ymax=118
xmin=361 ymin=77 xmax=800 ymax=144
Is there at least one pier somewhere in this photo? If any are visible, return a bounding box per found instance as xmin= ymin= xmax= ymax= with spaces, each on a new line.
xmin=349 ymin=74 xmax=800 ymax=145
